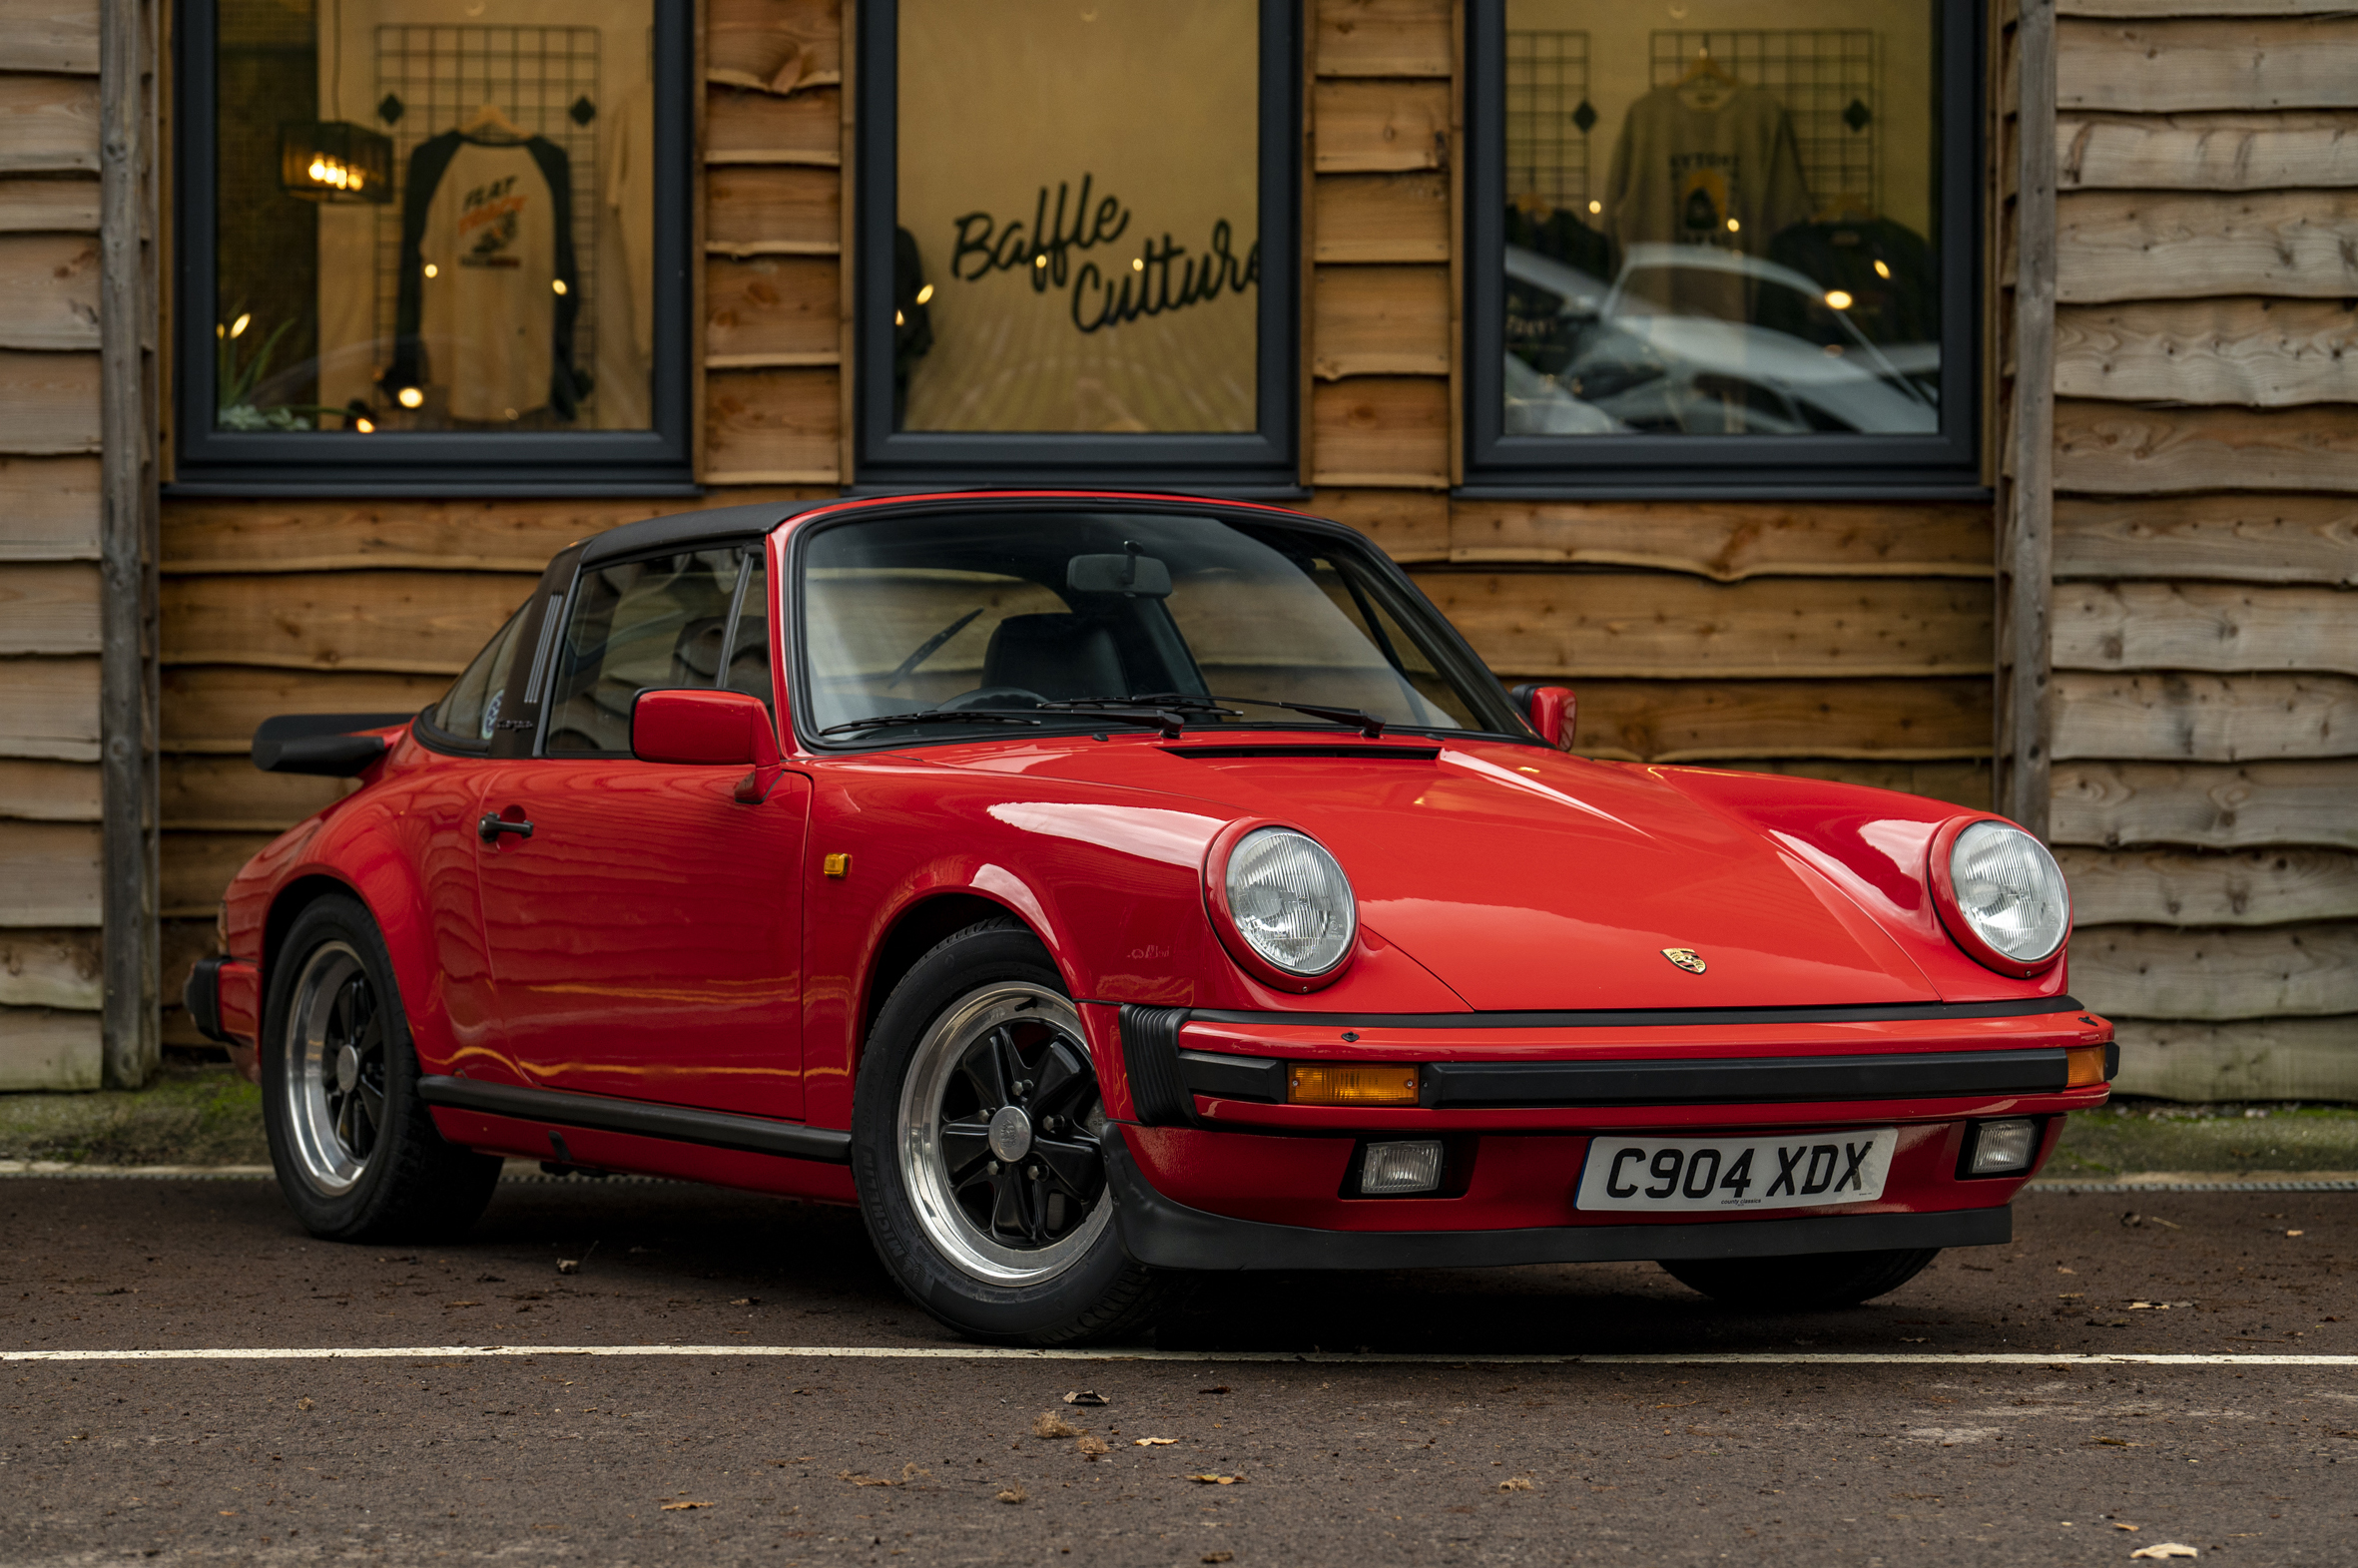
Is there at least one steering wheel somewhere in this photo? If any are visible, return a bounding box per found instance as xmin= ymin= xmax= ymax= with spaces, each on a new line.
xmin=940 ymin=687 xmax=1046 ymax=712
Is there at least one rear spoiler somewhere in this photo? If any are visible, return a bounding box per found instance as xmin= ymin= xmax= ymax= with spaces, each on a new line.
xmin=252 ymin=713 xmax=416 ymax=777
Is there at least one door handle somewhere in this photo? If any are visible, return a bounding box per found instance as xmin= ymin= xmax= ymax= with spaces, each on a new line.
xmin=477 ymin=812 xmax=535 ymax=844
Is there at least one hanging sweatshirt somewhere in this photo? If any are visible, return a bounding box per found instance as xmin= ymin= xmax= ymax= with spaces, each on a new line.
xmin=388 ymin=131 xmax=584 ymax=421
xmin=1600 ymin=82 xmax=1813 ymax=320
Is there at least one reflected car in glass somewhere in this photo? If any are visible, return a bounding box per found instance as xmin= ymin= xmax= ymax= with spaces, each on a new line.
xmin=184 ymin=493 xmax=2111 ymax=1344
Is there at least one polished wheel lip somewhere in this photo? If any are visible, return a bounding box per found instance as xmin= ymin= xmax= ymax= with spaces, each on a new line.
xmin=281 ymin=940 xmax=384 ymax=1199
xmin=896 ymin=982 xmax=1110 ymax=1288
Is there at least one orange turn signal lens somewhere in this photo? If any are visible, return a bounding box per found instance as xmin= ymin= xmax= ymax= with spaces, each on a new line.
xmin=1287 ymin=1063 xmax=1420 ymax=1106
xmin=2066 ymin=1043 xmax=2108 ymax=1088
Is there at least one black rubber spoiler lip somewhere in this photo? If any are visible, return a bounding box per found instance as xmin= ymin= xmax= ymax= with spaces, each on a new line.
xmin=251 ymin=712 xmax=417 ymax=777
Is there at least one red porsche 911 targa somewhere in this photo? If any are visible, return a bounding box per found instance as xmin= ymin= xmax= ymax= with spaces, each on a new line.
xmin=186 ymin=492 xmax=2112 ymax=1343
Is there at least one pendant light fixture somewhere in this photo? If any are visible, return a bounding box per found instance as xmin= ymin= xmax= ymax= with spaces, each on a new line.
xmin=280 ymin=0 xmax=391 ymax=204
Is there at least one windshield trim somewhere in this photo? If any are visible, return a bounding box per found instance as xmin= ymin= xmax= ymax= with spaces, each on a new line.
xmin=782 ymin=497 xmax=1544 ymax=757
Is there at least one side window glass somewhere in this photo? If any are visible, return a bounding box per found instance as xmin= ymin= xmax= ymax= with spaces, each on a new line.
xmin=544 ymin=549 xmax=743 ymax=754
xmin=431 ymin=606 xmax=527 ymax=745
xmin=723 ymin=558 xmax=774 ymax=708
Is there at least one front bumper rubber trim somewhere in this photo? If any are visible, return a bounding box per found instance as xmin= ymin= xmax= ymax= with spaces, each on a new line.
xmin=183 ymin=956 xmax=231 ymax=1045
xmin=1106 ymin=1137 xmax=2009 ymax=1272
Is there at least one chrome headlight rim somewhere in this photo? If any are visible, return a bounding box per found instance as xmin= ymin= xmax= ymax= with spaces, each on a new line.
xmin=1204 ymin=820 xmax=1359 ymax=992
xmin=1930 ymin=815 xmax=2070 ymax=975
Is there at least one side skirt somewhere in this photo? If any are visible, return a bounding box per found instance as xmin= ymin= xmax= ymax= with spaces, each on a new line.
xmin=417 ymin=1077 xmax=853 ymax=1165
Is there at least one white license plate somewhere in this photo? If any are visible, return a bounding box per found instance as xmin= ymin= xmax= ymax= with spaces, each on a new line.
xmin=1574 ymin=1129 xmax=1898 ymax=1213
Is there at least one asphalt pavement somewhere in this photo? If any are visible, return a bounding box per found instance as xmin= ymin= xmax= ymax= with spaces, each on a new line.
xmin=3 ymin=1173 xmax=2352 ymax=1566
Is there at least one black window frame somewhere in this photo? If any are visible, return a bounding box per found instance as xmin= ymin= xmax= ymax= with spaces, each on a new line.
xmin=169 ymin=0 xmax=699 ymax=497
xmin=851 ymin=0 xmax=1302 ymax=495
xmin=1463 ymin=0 xmax=1986 ymax=499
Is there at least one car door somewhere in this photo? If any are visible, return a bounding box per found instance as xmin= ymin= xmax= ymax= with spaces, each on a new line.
xmin=472 ymin=541 xmax=811 ymax=1119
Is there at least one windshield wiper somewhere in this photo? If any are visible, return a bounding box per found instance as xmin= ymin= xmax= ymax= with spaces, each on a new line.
xmin=1066 ymin=693 xmax=1388 ymax=739
xmin=817 ymin=710 xmax=1046 ymax=737
xmin=820 ymin=706 xmax=1193 ymax=739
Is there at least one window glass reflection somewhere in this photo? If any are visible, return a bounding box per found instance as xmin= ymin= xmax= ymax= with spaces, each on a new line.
xmin=1501 ymin=4 xmax=1941 ymax=437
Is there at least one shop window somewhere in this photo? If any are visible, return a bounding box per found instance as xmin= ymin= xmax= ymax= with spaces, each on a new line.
xmin=1465 ymin=0 xmax=1983 ymax=495
xmin=853 ymin=0 xmax=1300 ymax=491
xmin=172 ymin=0 xmax=695 ymax=493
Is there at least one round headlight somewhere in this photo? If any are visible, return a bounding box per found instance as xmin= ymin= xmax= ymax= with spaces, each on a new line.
xmin=1946 ymin=820 xmax=2069 ymax=967
xmin=1222 ymin=827 xmax=1357 ymax=978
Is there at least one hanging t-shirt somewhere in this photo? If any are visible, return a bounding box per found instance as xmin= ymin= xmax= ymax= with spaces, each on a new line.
xmin=388 ymin=131 xmax=585 ymax=422
xmin=1600 ymin=81 xmax=1813 ymax=319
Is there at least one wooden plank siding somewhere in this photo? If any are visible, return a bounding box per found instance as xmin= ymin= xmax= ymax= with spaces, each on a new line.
xmin=125 ymin=0 xmax=2020 ymax=1079
xmin=2050 ymin=0 xmax=2357 ymax=1098
xmin=0 ymin=0 xmax=102 ymax=1083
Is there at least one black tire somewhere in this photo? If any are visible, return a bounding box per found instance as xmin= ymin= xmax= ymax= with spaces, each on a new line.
xmin=1658 ymin=1247 xmax=1941 ymax=1311
xmin=852 ymin=917 xmax=1175 ymax=1345
xmin=260 ymin=892 xmax=502 ymax=1243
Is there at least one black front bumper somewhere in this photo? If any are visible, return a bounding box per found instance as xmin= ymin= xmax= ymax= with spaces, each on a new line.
xmin=1105 ymin=1139 xmax=2009 ymax=1272
xmin=183 ymin=957 xmax=232 ymax=1045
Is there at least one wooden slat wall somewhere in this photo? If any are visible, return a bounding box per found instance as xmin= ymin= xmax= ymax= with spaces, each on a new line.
xmin=0 ymin=0 xmax=101 ymax=1087
xmin=2051 ymin=0 xmax=2358 ymax=1099
xmin=137 ymin=0 xmax=2011 ymax=1059
xmin=701 ymin=0 xmax=843 ymax=484
xmin=1299 ymin=0 xmax=1996 ymax=806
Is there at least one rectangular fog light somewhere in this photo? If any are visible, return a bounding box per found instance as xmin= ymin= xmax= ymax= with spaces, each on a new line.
xmin=1360 ymin=1139 xmax=1445 ymax=1195
xmin=1968 ymin=1117 xmax=2039 ymax=1175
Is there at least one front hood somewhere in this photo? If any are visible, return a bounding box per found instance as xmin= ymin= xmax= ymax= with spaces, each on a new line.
xmin=978 ymin=737 xmax=1940 ymax=1011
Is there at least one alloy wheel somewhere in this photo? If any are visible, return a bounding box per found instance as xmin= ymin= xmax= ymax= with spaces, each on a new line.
xmin=282 ymin=940 xmax=387 ymax=1196
xmin=895 ymin=982 xmax=1112 ymax=1286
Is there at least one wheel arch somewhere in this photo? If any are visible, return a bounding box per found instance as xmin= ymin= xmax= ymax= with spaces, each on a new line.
xmin=860 ymin=890 xmax=1051 ymax=1049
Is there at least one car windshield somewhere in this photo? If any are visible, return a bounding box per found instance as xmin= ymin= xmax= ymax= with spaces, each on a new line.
xmin=798 ymin=508 xmax=1525 ymax=744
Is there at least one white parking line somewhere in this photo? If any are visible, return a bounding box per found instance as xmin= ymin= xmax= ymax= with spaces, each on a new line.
xmin=4 ymin=1344 xmax=2353 ymax=1367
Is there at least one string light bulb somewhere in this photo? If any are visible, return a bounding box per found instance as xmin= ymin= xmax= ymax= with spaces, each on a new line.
xmin=1824 ymin=289 xmax=1854 ymax=310
xmin=914 ymin=283 xmax=933 ymax=304
xmin=396 ymin=386 xmax=425 ymax=409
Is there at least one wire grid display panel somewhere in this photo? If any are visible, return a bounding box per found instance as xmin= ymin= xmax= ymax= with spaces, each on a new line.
xmin=372 ymin=26 xmax=602 ymax=417
xmin=1505 ymin=31 xmax=1592 ymax=212
xmin=1648 ymin=30 xmax=1877 ymax=214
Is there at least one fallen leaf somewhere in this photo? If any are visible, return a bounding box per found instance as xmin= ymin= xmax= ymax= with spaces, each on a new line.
xmin=1498 ymin=1476 xmax=1534 ymax=1492
xmin=2057 ymin=1266 xmax=2075 ymax=1275
xmin=2128 ymin=1303 xmax=2165 ymax=1310
xmin=1203 ymin=1554 xmax=1235 ymax=1564
xmin=295 ymin=1397 xmax=313 ymax=1411
xmin=1064 ymin=1390 xmax=1109 ymax=1406
xmin=2058 ymin=1293 xmax=2083 ymax=1300
xmin=996 ymin=1485 xmax=1027 ymax=1504
xmin=2286 ymin=1230 xmax=2304 ymax=1238
xmin=2128 ymin=1545 xmax=2197 ymax=1560
xmin=444 ymin=1301 xmax=481 ymax=1307
xmin=2091 ymin=1437 xmax=2133 ymax=1447
xmin=218 ymin=1510 xmax=239 ymax=1517
xmin=730 ymin=1298 xmax=759 ymax=1307
xmin=1032 ymin=1411 xmax=1082 ymax=1439
xmin=1199 ymin=1386 xmax=1230 ymax=1395
xmin=658 ymin=1500 xmax=710 ymax=1511
xmin=838 ymin=1471 xmax=897 ymax=1487
xmin=556 ymin=1261 xmax=580 ymax=1275
xmin=1134 ymin=1437 xmax=1178 ymax=1446
xmin=1076 ymin=1436 xmax=1108 ymax=1459
xmin=1186 ymin=1473 xmax=1243 ymax=1485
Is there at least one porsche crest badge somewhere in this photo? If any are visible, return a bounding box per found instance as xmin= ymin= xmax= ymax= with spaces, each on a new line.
xmin=1661 ymin=948 xmax=1707 ymax=974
